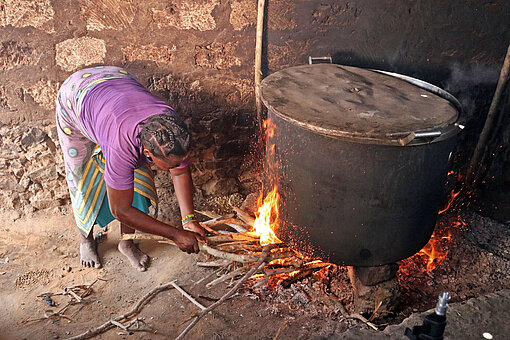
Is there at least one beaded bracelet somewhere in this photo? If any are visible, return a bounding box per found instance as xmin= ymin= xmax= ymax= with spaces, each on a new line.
xmin=182 ymin=213 xmax=196 ymax=226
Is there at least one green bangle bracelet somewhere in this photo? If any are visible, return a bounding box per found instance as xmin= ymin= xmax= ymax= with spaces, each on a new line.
xmin=182 ymin=218 xmax=196 ymax=225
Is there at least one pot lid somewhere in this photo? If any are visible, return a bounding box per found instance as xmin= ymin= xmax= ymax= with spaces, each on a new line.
xmin=260 ymin=64 xmax=460 ymax=143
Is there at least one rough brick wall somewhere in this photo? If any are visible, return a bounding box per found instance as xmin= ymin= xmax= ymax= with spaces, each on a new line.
xmin=0 ymin=0 xmax=508 ymax=218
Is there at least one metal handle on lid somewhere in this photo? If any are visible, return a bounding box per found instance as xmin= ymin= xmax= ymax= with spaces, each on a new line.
xmin=309 ymin=56 xmax=332 ymax=65
xmin=398 ymin=131 xmax=442 ymax=146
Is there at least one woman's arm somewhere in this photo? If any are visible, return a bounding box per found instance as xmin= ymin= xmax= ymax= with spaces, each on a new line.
xmin=106 ymin=185 xmax=203 ymax=253
xmin=170 ymin=165 xmax=205 ymax=236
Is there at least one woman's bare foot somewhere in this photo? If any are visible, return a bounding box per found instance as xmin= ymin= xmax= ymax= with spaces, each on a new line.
xmin=80 ymin=233 xmax=102 ymax=268
xmin=118 ymin=240 xmax=150 ymax=272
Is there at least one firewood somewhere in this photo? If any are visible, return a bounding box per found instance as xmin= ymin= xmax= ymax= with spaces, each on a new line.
xmin=196 ymin=260 xmax=232 ymax=267
xmin=195 ymin=210 xmax=223 ymax=219
xmin=200 ymin=223 xmax=222 ymax=235
xmin=206 ymin=265 xmax=251 ymax=288
xmin=203 ymin=218 xmax=250 ymax=229
xmin=207 ymin=231 xmax=259 ymax=242
xmin=202 ymin=244 xmax=260 ymax=263
xmin=282 ymin=268 xmax=317 ymax=288
xmin=263 ymin=266 xmax=299 ymax=277
xmin=232 ymin=206 xmax=255 ymax=226
xmin=122 ymin=234 xmax=168 ymax=242
xmin=215 ymin=243 xmax=263 ymax=253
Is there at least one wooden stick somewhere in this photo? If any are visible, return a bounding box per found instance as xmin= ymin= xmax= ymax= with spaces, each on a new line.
xmin=215 ymin=243 xmax=263 ymax=253
xmin=368 ymin=300 xmax=383 ymax=323
xmin=175 ymin=245 xmax=276 ymax=340
xmin=467 ymin=44 xmax=510 ymax=186
xmin=326 ymin=295 xmax=379 ymax=331
xmin=202 ymin=244 xmax=260 ymax=263
xmin=200 ymin=223 xmax=222 ymax=235
xmin=273 ymin=320 xmax=288 ymax=340
xmin=255 ymin=0 xmax=266 ymax=131
xmin=233 ymin=206 xmax=255 ymax=227
xmin=110 ymin=320 xmax=128 ymax=331
xmin=263 ymin=266 xmax=299 ymax=277
xmin=122 ymin=234 xmax=169 ymax=242
xmin=224 ymin=222 xmax=248 ymax=233
xmin=170 ymin=281 xmax=206 ymax=311
xmin=203 ymin=218 xmax=249 ymax=228
xmin=195 ymin=210 xmax=222 ymax=219
xmin=206 ymin=265 xmax=250 ymax=288
xmin=66 ymin=281 xmax=177 ymax=340
xmin=207 ymin=232 xmax=259 ymax=243
xmin=196 ymin=260 xmax=232 ymax=267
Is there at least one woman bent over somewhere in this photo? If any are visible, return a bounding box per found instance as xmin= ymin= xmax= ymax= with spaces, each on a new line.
xmin=56 ymin=66 xmax=205 ymax=271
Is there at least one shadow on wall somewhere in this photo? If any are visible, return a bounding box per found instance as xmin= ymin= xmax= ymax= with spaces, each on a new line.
xmin=146 ymin=71 xmax=261 ymax=197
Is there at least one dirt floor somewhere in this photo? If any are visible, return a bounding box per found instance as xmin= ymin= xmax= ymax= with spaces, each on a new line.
xmin=1 ymin=196 xmax=509 ymax=339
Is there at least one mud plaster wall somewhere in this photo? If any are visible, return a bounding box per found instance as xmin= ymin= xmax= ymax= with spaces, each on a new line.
xmin=0 ymin=0 xmax=508 ymax=220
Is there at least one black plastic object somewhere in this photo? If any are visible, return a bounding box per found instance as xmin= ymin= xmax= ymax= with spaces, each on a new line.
xmin=261 ymin=64 xmax=461 ymax=266
xmin=404 ymin=292 xmax=450 ymax=340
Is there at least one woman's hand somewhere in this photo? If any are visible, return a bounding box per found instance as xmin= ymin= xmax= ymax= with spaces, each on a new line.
xmin=174 ymin=229 xmax=203 ymax=254
xmin=184 ymin=220 xmax=206 ymax=238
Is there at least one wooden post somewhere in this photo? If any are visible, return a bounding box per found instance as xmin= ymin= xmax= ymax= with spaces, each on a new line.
xmin=466 ymin=45 xmax=510 ymax=186
xmin=255 ymin=0 xmax=266 ymax=133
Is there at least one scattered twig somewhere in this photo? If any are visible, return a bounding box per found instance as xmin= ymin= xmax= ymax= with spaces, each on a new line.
xmin=66 ymin=281 xmax=177 ymax=340
xmin=273 ymin=320 xmax=288 ymax=340
xmin=110 ymin=320 xmax=128 ymax=331
xmin=175 ymin=245 xmax=277 ymax=340
xmin=349 ymin=313 xmax=379 ymax=331
xmin=367 ymin=300 xmax=383 ymax=322
xmin=171 ymin=281 xmax=206 ymax=311
xmin=325 ymin=295 xmax=379 ymax=331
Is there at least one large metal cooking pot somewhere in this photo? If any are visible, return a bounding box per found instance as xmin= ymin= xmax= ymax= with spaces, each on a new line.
xmin=260 ymin=64 xmax=462 ymax=267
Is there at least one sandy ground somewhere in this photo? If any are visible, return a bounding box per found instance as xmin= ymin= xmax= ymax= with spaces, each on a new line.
xmin=1 ymin=199 xmax=510 ymax=339
xmin=0 ymin=208 xmax=346 ymax=339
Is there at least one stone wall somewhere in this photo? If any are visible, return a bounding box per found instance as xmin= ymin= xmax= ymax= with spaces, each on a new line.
xmin=0 ymin=0 xmax=509 ymax=218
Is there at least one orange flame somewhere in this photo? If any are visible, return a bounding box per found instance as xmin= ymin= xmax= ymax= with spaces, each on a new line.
xmin=253 ymin=118 xmax=282 ymax=246
xmin=417 ymin=219 xmax=465 ymax=271
xmin=418 ymin=230 xmax=451 ymax=271
xmin=263 ymin=119 xmax=275 ymax=138
xmin=438 ymin=189 xmax=461 ymax=214
xmin=253 ymin=186 xmax=282 ymax=245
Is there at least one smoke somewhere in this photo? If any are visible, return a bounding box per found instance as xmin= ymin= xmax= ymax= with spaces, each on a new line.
xmin=443 ymin=63 xmax=500 ymax=119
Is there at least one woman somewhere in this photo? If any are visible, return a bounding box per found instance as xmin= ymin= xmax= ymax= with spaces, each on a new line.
xmin=56 ymin=65 xmax=205 ymax=272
